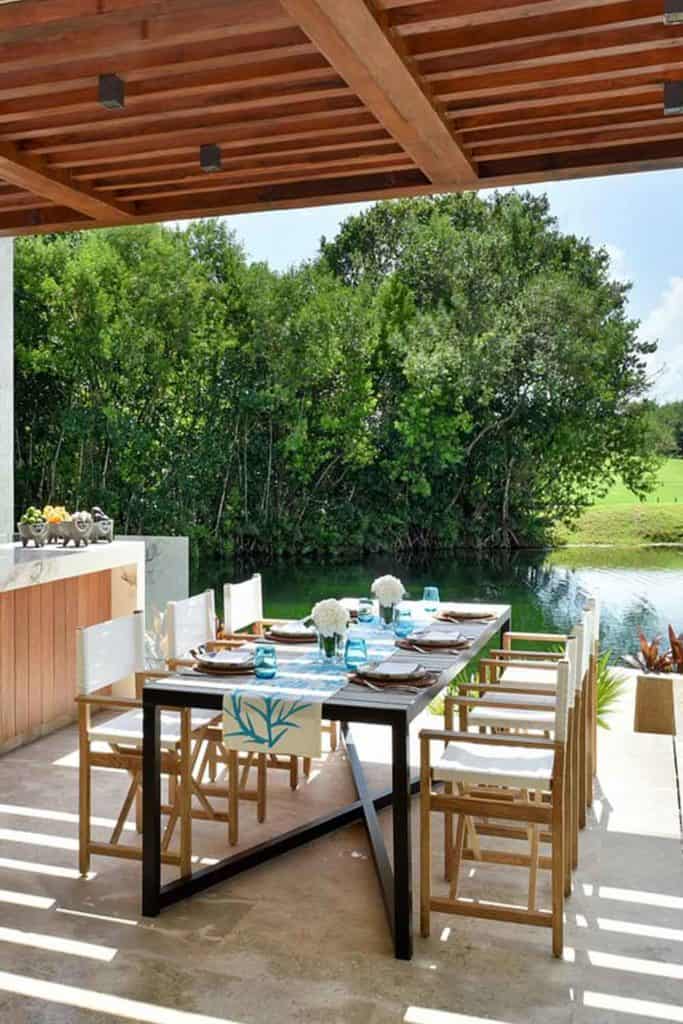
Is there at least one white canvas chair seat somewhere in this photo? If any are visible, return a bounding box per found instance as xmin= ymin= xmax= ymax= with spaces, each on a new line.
xmin=466 ymin=703 xmax=555 ymax=732
xmin=89 ymin=708 xmax=217 ymax=750
xmin=499 ymin=665 xmax=558 ymax=688
xmin=433 ymin=740 xmax=555 ymax=791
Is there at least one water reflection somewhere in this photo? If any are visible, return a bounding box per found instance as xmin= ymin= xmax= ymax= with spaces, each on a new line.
xmin=193 ymin=547 xmax=683 ymax=659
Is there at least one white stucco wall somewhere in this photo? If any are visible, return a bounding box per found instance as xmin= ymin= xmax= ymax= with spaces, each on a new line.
xmin=0 ymin=238 xmax=13 ymax=542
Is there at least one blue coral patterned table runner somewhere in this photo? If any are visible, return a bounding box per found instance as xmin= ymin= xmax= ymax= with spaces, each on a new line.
xmin=221 ymin=622 xmax=401 ymax=758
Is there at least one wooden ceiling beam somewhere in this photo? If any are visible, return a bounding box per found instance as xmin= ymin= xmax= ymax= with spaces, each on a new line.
xmin=449 ymin=83 xmax=664 ymax=128
xmin=0 ymin=29 xmax=314 ymax=103
xmin=417 ymin=22 xmax=682 ymax=77
xmin=0 ymin=0 xmax=293 ymax=73
xmin=25 ymin=96 xmax=368 ymax=156
xmin=0 ymin=141 xmax=135 ymax=221
xmin=473 ymin=122 xmax=683 ymax=161
xmin=462 ymin=104 xmax=662 ymax=144
xmin=0 ymin=80 xmax=353 ymax=143
xmin=108 ymin=154 xmax=416 ymax=202
xmin=280 ymin=0 xmax=475 ymax=185
xmin=405 ymin=1 xmax=661 ymax=56
xmin=478 ymin=138 xmax=683 ymax=187
xmin=90 ymin=141 xmax=402 ymax=191
xmin=0 ymin=0 xmax=286 ymax=39
xmin=45 ymin=109 xmax=381 ymax=168
xmin=75 ymin=130 xmax=396 ymax=182
xmin=0 ymin=55 xmax=336 ymax=123
xmin=0 ymin=168 xmax=436 ymax=237
xmin=430 ymin=46 xmax=683 ymax=102
xmin=382 ymin=0 xmax=628 ymax=33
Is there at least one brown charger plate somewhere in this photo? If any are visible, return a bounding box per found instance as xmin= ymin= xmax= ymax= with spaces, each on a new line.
xmin=396 ymin=637 xmax=471 ymax=652
xmin=191 ymin=662 xmax=255 ymax=676
xmin=349 ymin=671 xmax=437 ymax=690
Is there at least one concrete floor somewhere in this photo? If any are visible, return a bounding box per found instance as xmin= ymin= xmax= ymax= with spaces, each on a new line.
xmin=0 ymin=677 xmax=681 ymax=1024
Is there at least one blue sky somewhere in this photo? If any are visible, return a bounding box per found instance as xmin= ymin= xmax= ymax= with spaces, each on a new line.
xmin=214 ymin=167 xmax=683 ymax=402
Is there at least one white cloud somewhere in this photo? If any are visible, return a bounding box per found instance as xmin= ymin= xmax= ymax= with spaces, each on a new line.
xmin=604 ymin=243 xmax=630 ymax=283
xmin=639 ymin=276 xmax=683 ymax=402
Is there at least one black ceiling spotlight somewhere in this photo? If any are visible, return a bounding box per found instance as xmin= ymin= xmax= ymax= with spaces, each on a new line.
xmin=200 ymin=143 xmax=222 ymax=172
xmin=98 ymin=73 xmax=125 ymax=110
xmin=665 ymin=0 xmax=683 ymax=24
xmin=664 ymin=81 xmax=683 ymax=114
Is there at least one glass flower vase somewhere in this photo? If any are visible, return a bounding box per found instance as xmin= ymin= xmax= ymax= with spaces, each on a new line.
xmin=319 ymin=634 xmax=339 ymax=661
xmin=379 ymin=603 xmax=395 ymax=628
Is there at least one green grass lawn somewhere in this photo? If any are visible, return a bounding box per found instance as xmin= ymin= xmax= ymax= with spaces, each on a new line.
xmin=557 ymin=458 xmax=683 ymax=546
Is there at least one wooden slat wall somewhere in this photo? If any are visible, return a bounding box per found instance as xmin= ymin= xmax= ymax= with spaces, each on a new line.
xmin=0 ymin=569 xmax=112 ymax=751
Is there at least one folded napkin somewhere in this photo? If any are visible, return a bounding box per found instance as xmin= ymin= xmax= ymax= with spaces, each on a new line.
xmin=350 ymin=660 xmax=437 ymax=690
xmin=360 ymin=661 xmax=421 ymax=678
xmin=192 ymin=648 xmax=255 ymax=668
xmin=269 ymin=620 xmax=316 ymax=638
xmin=437 ymin=609 xmax=495 ymax=622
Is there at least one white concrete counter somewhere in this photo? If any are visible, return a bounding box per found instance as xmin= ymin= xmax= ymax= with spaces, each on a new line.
xmin=0 ymin=539 xmax=146 ymax=594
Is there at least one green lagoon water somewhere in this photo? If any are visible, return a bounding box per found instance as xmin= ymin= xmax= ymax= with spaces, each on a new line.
xmin=193 ymin=546 xmax=683 ymax=660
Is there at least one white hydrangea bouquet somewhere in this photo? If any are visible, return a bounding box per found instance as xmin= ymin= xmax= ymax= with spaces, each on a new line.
xmin=311 ymin=598 xmax=350 ymax=660
xmin=371 ymin=575 xmax=406 ymax=626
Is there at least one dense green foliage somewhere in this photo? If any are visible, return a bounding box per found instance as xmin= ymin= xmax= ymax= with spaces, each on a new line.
xmin=15 ymin=192 xmax=657 ymax=557
xmin=647 ymin=401 xmax=683 ymax=457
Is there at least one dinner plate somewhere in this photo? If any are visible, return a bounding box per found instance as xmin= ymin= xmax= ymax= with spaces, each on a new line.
xmin=267 ymin=621 xmax=317 ymax=640
xmin=405 ymin=630 xmax=466 ymax=649
xmin=355 ymin=661 xmax=426 ymax=682
xmin=191 ymin=647 xmax=255 ymax=672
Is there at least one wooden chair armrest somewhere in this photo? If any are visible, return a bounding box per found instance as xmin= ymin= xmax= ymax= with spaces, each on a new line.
xmin=503 ymin=631 xmax=569 ymax=645
xmin=480 ymin=658 xmax=560 ymax=671
xmin=75 ymin=695 xmax=140 ymax=710
xmin=420 ymin=728 xmax=555 ymax=750
xmin=489 ymin=649 xmax=563 ymax=661
xmin=455 ymin=684 xmax=557 ymax=696
xmin=446 ymin=696 xmax=556 ymax=712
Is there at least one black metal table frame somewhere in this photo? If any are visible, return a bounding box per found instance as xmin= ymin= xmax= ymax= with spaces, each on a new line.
xmin=142 ymin=612 xmax=510 ymax=960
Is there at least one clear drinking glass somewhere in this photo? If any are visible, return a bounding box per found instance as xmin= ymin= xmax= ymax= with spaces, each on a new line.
xmin=393 ymin=606 xmax=413 ymax=638
xmin=357 ymin=598 xmax=374 ymax=623
xmin=254 ymin=644 xmax=277 ymax=679
xmin=344 ymin=635 xmax=368 ymax=671
xmin=422 ymin=586 xmax=440 ymax=614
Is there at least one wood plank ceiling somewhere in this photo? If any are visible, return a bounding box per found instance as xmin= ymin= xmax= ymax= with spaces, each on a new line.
xmin=1 ymin=0 xmax=683 ymax=236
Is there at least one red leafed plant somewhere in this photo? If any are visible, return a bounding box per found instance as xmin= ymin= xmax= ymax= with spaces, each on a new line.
xmin=668 ymin=625 xmax=683 ymax=675
xmin=622 ymin=632 xmax=673 ymax=674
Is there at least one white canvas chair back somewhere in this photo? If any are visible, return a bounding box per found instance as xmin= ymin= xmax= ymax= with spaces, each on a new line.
xmin=565 ymin=634 xmax=578 ymax=709
xmin=554 ymin=658 xmax=571 ymax=743
xmin=223 ymin=573 xmax=264 ymax=634
xmin=166 ymin=590 xmax=216 ymax=659
xmin=77 ymin=611 xmax=145 ymax=695
xmin=585 ymin=596 xmax=600 ymax=655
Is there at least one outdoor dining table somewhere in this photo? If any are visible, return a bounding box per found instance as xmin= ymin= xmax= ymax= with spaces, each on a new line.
xmin=141 ymin=601 xmax=511 ymax=960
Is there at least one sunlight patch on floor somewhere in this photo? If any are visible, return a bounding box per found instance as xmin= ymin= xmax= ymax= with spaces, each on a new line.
xmin=587 ymin=950 xmax=683 ymax=980
xmin=0 ymin=801 xmax=136 ymax=831
xmin=0 ymin=970 xmax=246 ymax=1024
xmin=584 ymin=991 xmax=683 ymax=1021
xmin=56 ymin=907 xmax=138 ymax=927
xmin=405 ymin=1009 xmax=512 ymax=1024
xmin=591 ymin=885 xmax=683 ymax=910
xmin=596 ymin=917 xmax=683 ymax=942
xmin=0 ymin=925 xmax=117 ymax=962
xmin=0 ymin=856 xmax=94 ymax=880
xmin=0 ymin=889 xmax=55 ymax=910
xmin=0 ymin=827 xmax=79 ymax=851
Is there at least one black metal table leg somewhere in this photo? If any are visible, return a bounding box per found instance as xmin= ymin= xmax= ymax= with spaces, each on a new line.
xmin=341 ymin=722 xmax=395 ymax=930
xmin=142 ymin=702 xmax=161 ymax=917
xmin=391 ymin=715 xmax=413 ymax=960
